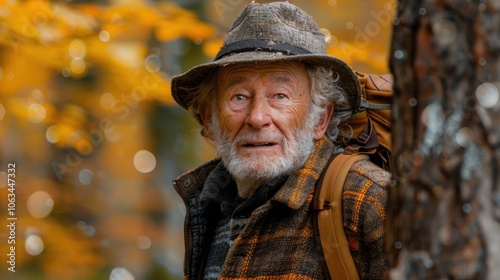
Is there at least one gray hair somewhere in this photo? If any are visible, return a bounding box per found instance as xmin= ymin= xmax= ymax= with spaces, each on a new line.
xmin=186 ymin=63 xmax=353 ymax=142
xmin=305 ymin=65 xmax=352 ymax=143
xmin=185 ymin=69 xmax=218 ymax=132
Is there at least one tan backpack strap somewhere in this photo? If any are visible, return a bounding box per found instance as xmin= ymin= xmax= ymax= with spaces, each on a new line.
xmin=314 ymin=153 xmax=367 ymax=280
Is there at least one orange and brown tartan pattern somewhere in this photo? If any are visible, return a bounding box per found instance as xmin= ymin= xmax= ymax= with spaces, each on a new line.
xmin=342 ymin=158 xmax=391 ymax=279
xmin=174 ymin=137 xmax=391 ymax=280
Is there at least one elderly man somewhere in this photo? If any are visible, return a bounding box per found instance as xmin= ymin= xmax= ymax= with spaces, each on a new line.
xmin=171 ymin=2 xmax=390 ymax=280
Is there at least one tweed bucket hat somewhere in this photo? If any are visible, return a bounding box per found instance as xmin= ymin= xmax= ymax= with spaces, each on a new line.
xmin=171 ymin=1 xmax=362 ymax=114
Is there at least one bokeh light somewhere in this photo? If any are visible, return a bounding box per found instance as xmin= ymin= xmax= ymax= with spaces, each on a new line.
xmin=408 ymin=98 xmax=417 ymax=107
xmin=25 ymin=235 xmax=45 ymax=256
xmin=432 ymin=18 xmax=458 ymax=46
xmin=32 ymin=89 xmax=44 ymax=100
xmin=137 ymin=235 xmax=152 ymax=250
xmin=133 ymin=150 xmax=156 ymax=173
xmin=69 ymin=39 xmax=86 ymax=59
xmin=394 ymin=49 xmax=405 ymax=60
xmin=46 ymin=126 xmax=60 ymax=144
xmin=100 ymin=93 xmax=116 ymax=110
xmin=62 ymin=67 xmax=71 ymax=77
xmin=109 ymin=267 xmax=135 ymax=280
xmin=144 ymin=55 xmax=161 ymax=73
xmin=77 ymin=220 xmax=96 ymax=237
xmin=71 ymin=58 xmax=86 ymax=74
xmin=456 ymin=127 xmax=472 ymax=147
xmin=99 ymin=30 xmax=111 ymax=42
xmin=320 ymin=28 xmax=332 ymax=43
xmin=27 ymin=191 xmax=54 ymax=219
xmin=421 ymin=103 xmax=445 ymax=127
xmin=105 ymin=128 xmax=122 ymax=142
xmin=78 ymin=169 xmax=94 ymax=185
xmin=475 ymin=83 xmax=499 ymax=109
xmin=27 ymin=104 xmax=47 ymax=123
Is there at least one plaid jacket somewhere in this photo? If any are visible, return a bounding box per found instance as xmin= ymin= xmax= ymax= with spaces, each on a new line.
xmin=173 ymin=137 xmax=390 ymax=280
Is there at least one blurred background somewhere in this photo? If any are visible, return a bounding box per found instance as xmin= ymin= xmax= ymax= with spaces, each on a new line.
xmin=0 ymin=0 xmax=394 ymax=279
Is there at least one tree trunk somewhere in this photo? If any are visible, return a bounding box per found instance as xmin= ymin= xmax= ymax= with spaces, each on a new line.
xmin=388 ymin=0 xmax=500 ymax=279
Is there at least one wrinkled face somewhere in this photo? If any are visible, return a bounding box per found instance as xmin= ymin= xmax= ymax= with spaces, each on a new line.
xmin=203 ymin=62 xmax=327 ymax=184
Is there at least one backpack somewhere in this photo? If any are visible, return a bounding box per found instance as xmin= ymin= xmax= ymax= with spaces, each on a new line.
xmin=313 ymin=72 xmax=393 ymax=280
xmin=341 ymin=72 xmax=393 ymax=171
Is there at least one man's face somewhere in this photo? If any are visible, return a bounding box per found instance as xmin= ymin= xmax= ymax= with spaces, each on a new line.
xmin=206 ymin=62 xmax=322 ymax=184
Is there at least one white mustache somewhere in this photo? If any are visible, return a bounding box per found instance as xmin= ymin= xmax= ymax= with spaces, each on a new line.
xmin=234 ymin=132 xmax=284 ymax=146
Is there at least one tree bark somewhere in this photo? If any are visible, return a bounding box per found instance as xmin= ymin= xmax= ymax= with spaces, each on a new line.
xmin=388 ymin=0 xmax=500 ymax=279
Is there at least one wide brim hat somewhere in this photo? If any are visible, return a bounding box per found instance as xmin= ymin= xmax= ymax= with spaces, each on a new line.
xmin=171 ymin=1 xmax=362 ymax=114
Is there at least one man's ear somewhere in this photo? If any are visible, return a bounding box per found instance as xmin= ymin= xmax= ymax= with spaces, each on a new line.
xmin=313 ymin=104 xmax=334 ymax=140
xmin=200 ymin=106 xmax=214 ymax=140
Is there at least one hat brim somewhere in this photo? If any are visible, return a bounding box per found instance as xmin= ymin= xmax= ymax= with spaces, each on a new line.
xmin=171 ymin=51 xmax=361 ymax=113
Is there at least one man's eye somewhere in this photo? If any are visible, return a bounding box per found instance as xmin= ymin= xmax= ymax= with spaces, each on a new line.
xmin=275 ymin=93 xmax=287 ymax=99
xmin=234 ymin=95 xmax=246 ymax=101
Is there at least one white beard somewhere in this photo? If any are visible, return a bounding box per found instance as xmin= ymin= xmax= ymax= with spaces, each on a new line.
xmin=211 ymin=110 xmax=317 ymax=190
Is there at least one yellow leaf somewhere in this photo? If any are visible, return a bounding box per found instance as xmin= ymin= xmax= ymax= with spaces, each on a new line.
xmin=183 ymin=20 xmax=216 ymax=41
xmin=154 ymin=20 xmax=184 ymax=42
xmin=203 ymin=38 xmax=223 ymax=58
xmin=0 ymin=50 xmax=54 ymax=95
xmin=102 ymin=4 xmax=160 ymax=29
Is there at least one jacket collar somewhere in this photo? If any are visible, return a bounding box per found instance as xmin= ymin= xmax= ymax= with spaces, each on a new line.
xmin=272 ymin=137 xmax=335 ymax=209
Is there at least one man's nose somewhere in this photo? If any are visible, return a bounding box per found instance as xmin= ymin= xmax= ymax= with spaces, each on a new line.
xmin=246 ymin=96 xmax=272 ymax=129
